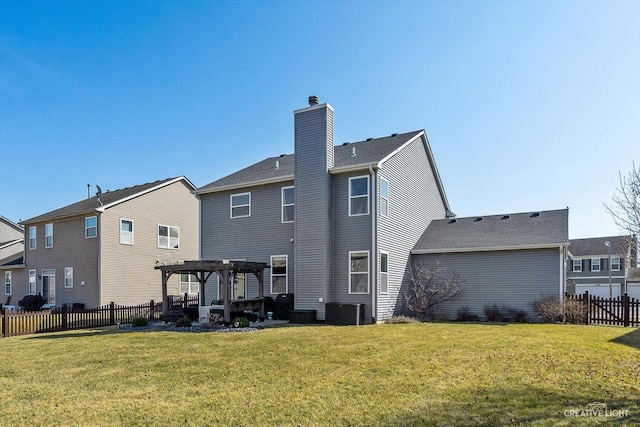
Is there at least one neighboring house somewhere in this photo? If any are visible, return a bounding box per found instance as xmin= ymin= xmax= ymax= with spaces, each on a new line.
xmin=0 ymin=216 xmax=25 ymax=302
xmin=195 ymin=97 xmax=569 ymax=323
xmin=567 ymin=235 xmax=639 ymax=298
xmin=195 ymin=98 xmax=451 ymax=323
xmin=411 ymin=210 xmax=569 ymax=319
xmin=10 ymin=177 xmax=199 ymax=308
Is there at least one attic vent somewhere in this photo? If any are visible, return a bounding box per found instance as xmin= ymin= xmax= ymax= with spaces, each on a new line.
xmin=351 ymin=147 xmax=356 ymax=157
xmin=279 ymin=154 xmax=285 ymax=157
xmin=449 ymin=219 xmax=457 ymax=224
xmin=366 ymin=137 xmax=373 ymax=141
xmin=391 ymin=133 xmax=398 ymax=137
xmin=530 ymin=212 xmax=540 ymax=218
xmin=501 ymin=215 xmax=510 ymax=220
xmin=308 ymin=95 xmax=318 ymax=106
xmin=342 ymin=142 xmax=349 ymax=146
xmin=474 ymin=217 xmax=483 ymax=222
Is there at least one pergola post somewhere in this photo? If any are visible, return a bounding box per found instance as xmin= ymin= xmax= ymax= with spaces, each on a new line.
xmin=222 ymin=270 xmax=231 ymax=323
xmin=161 ymin=270 xmax=169 ymax=315
xmin=255 ymin=270 xmax=265 ymax=319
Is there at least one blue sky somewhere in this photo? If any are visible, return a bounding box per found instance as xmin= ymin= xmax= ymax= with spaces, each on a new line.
xmin=1 ymin=0 xmax=638 ymax=239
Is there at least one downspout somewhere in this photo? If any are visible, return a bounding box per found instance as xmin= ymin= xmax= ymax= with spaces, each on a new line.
xmin=96 ymin=211 xmax=102 ymax=306
xmin=369 ymin=164 xmax=377 ymax=324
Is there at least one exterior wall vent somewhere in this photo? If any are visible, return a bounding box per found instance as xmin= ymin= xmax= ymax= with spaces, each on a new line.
xmin=308 ymin=95 xmax=318 ymax=106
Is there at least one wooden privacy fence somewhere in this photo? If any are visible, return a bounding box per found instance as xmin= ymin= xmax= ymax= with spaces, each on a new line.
xmin=1 ymin=300 xmax=164 ymax=338
xmin=565 ymin=292 xmax=640 ymax=327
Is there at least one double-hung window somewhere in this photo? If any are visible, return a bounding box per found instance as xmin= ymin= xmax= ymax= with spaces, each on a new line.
xmin=349 ymin=251 xmax=370 ymax=294
xmin=180 ymin=274 xmax=199 ymax=294
xmin=64 ymin=267 xmax=73 ymax=288
xmin=120 ymin=219 xmax=134 ymax=245
xmin=270 ymin=255 xmax=288 ymax=294
xmin=611 ymin=257 xmax=621 ymax=271
xmin=230 ymin=193 xmax=251 ymax=218
xmin=591 ymin=258 xmax=601 ymax=272
xmin=4 ymin=271 xmax=11 ymax=295
xmin=45 ymin=223 xmax=53 ymax=248
xmin=85 ymin=216 xmax=97 ymax=238
xmin=29 ymin=226 xmax=36 ymax=250
xmin=158 ymin=225 xmax=179 ymax=249
xmin=380 ymin=252 xmax=389 ymax=293
xmin=28 ymin=270 xmax=37 ymax=295
xmin=380 ymin=178 xmax=389 ymax=217
xmin=282 ymin=187 xmax=294 ymax=223
xmin=572 ymin=259 xmax=582 ymax=272
xmin=349 ymin=176 xmax=369 ymax=216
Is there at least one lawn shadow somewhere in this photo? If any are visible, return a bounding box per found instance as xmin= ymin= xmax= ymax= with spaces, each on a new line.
xmin=383 ymin=385 xmax=639 ymax=426
xmin=24 ymin=326 xmax=120 ymax=340
xmin=610 ymin=327 xmax=640 ymax=350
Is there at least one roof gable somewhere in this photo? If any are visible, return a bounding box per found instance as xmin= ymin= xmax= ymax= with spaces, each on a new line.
xmin=413 ymin=209 xmax=569 ymax=253
xmin=21 ymin=176 xmax=195 ymax=224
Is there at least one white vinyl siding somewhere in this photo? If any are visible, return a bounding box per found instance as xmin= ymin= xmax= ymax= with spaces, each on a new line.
xmin=158 ymin=225 xmax=179 ymax=249
xmin=4 ymin=271 xmax=11 ymax=295
xmin=29 ymin=226 xmax=36 ymax=249
xmin=611 ymin=257 xmax=621 ymax=271
xmin=349 ymin=176 xmax=369 ymax=216
xmin=230 ymin=192 xmax=251 ymax=218
xmin=28 ymin=270 xmax=37 ymax=295
xmin=120 ymin=219 xmax=134 ymax=245
xmin=270 ymin=255 xmax=288 ymax=294
xmin=64 ymin=267 xmax=73 ymax=288
xmin=349 ymin=251 xmax=370 ymax=294
xmin=85 ymin=216 xmax=97 ymax=238
xmin=572 ymin=259 xmax=582 ymax=272
xmin=45 ymin=223 xmax=53 ymax=248
xmin=380 ymin=178 xmax=389 ymax=217
xmin=591 ymin=258 xmax=601 ymax=272
xmin=281 ymin=186 xmax=294 ymax=223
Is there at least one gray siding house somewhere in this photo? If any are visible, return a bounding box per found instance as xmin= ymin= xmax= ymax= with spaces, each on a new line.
xmin=0 ymin=216 xmax=25 ymax=303
xmin=412 ymin=210 xmax=569 ymax=319
xmin=567 ymin=235 xmax=638 ymax=298
xmin=196 ymin=98 xmax=451 ymax=323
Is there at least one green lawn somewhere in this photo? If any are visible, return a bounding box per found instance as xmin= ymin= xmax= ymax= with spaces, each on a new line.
xmin=0 ymin=323 xmax=638 ymax=426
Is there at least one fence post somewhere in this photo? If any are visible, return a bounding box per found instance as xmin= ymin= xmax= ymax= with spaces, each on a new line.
xmin=183 ymin=293 xmax=188 ymax=309
xmin=149 ymin=300 xmax=154 ymax=320
xmin=2 ymin=309 xmax=8 ymax=338
xmin=61 ymin=305 xmax=68 ymax=331
xmin=622 ymin=293 xmax=630 ymax=327
xmin=583 ymin=291 xmax=589 ymax=325
xmin=109 ymin=302 xmax=115 ymax=325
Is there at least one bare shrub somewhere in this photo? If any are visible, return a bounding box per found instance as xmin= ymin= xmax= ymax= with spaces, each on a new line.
xmin=483 ymin=304 xmax=506 ymax=322
xmin=456 ymin=306 xmax=479 ymax=322
xmin=384 ymin=316 xmax=419 ymax=324
xmin=530 ymin=296 xmax=563 ymax=323
xmin=406 ymin=262 xmax=463 ymax=321
xmin=505 ymin=307 xmax=529 ymax=323
xmin=563 ymin=299 xmax=586 ymax=324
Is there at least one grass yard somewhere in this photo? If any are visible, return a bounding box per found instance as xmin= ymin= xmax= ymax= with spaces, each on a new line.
xmin=0 ymin=322 xmax=638 ymax=426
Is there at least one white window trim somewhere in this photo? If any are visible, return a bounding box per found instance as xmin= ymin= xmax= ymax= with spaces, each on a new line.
xmin=611 ymin=257 xmax=621 ymax=271
xmin=591 ymin=258 xmax=601 ymax=272
xmin=281 ymin=186 xmax=294 ymax=223
xmin=85 ymin=216 xmax=97 ymax=239
xmin=41 ymin=269 xmax=56 ymax=307
xmin=4 ymin=271 xmax=11 ymax=296
xmin=28 ymin=270 xmax=37 ymax=295
xmin=380 ymin=178 xmax=389 ymax=218
xmin=29 ymin=226 xmax=36 ymax=250
xmin=157 ymin=224 xmax=180 ymax=250
xmin=380 ymin=251 xmax=389 ymax=294
xmin=230 ymin=192 xmax=251 ymax=218
xmin=270 ymin=254 xmax=288 ymax=294
xmin=349 ymin=175 xmax=370 ymax=217
xmin=572 ymin=259 xmax=582 ymax=272
xmin=64 ymin=267 xmax=73 ymax=288
xmin=120 ymin=218 xmax=134 ymax=245
xmin=349 ymin=250 xmax=370 ymax=294
xmin=45 ymin=223 xmax=53 ymax=248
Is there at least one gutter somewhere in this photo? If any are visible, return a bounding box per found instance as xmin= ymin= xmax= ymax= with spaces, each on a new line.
xmin=411 ymin=243 xmax=566 ymax=255
xmin=369 ymin=164 xmax=377 ymax=324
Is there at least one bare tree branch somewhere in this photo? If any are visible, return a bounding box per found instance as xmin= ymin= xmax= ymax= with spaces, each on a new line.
xmin=604 ymin=161 xmax=640 ymax=238
xmin=406 ymin=262 xmax=463 ymax=321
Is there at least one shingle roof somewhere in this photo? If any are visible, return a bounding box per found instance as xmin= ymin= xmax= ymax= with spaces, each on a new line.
xmin=412 ymin=209 xmax=569 ymax=253
xmin=196 ymin=130 xmax=423 ymax=193
xmin=568 ymin=235 xmax=632 ymax=257
xmin=21 ymin=177 xmax=194 ymax=224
